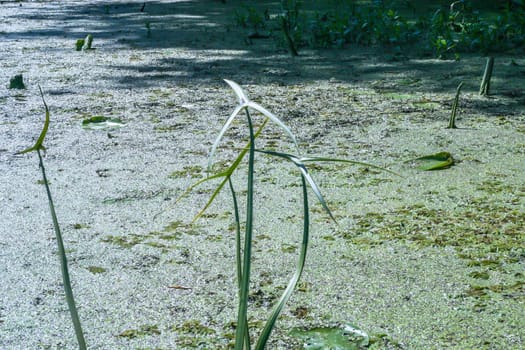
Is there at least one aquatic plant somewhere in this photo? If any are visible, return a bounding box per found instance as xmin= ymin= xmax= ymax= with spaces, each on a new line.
xmin=16 ymin=87 xmax=87 ymax=350
xmin=173 ymin=80 xmax=394 ymax=349
xmin=448 ymin=81 xmax=463 ymax=129
xmin=84 ymin=34 xmax=93 ymax=50
xmin=231 ymin=2 xmax=525 ymax=59
xmin=479 ymin=56 xmax=494 ymax=96
xmin=279 ymin=0 xmax=302 ymax=56
xmin=9 ymin=74 xmax=26 ymax=89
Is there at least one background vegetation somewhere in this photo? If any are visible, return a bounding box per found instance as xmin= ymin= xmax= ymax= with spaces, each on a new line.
xmin=234 ymin=0 xmax=525 ymax=59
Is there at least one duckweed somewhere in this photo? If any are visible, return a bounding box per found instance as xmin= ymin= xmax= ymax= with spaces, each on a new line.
xmin=119 ymin=325 xmax=161 ymax=339
xmin=86 ymin=266 xmax=106 ymax=274
xmin=100 ymin=221 xmax=197 ymax=249
xmin=169 ymin=165 xmax=203 ymax=179
xmin=346 ymin=201 xmax=525 ymax=307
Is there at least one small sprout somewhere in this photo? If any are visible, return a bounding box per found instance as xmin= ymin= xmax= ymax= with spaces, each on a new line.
xmin=479 ymin=57 xmax=494 ymax=96
xmin=75 ymin=39 xmax=85 ymax=51
xmin=9 ymin=74 xmax=26 ymax=89
xmin=448 ymin=81 xmax=463 ymax=129
xmin=87 ymin=266 xmax=107 ymax=274
xmin=83 ymin=34 xmax=93 ymax=50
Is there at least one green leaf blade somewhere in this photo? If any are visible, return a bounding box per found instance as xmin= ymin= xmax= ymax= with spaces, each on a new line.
xmin=16 ymin=86 xmax=49 ymax=155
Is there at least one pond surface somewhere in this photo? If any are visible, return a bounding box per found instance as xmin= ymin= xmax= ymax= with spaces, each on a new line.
xmin=0 ymin=1 xmax=524 ymax=349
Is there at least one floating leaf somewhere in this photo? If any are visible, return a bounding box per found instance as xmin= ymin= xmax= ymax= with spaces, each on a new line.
xmin=82 ymin=116 xmax=124 ymax=130
xmin=406 ymin=151 xmax=454 ymax=171
xmin=290 ymin=324 xmax=369 ymax=350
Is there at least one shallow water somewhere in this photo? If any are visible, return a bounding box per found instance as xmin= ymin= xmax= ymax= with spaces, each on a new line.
xmin=1 ymin=1 xmax=524 ymax=349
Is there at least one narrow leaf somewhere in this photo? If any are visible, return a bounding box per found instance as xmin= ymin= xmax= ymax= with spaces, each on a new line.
xmin=300 ymin=156 xmax=400 ymax=176
xmin=256 ymin=150 xmax=336 ymax=223
xmin=226 ymin=178 xmax=251 ymax=349
xmin=246 ymin=101 xmax=298 ymax=151
xmin=235 ymin=109 xmax=256 ymax=350
xmin=16 ymin=86 xmax=49 ymax=154
xmin=255 ymin=175 xmax=310 ymax=349
xmin=224 ymin=79 xmax=250 ymax=105
xmin=405 ymin=151 xmax=454 ymax=171
xmin=208 ymin=104 xmax=245 ymax=172
xmin=156 ymin=120 xmax=269 ymax=223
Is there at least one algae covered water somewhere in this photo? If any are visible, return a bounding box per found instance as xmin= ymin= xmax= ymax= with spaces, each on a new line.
xmin=1 ymin=1 xmax=524 ymax=349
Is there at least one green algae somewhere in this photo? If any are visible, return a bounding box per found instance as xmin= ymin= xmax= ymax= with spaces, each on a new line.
xmin=86 ymin=266 xmax=106 ymax=274
xmin=100 ymin=221 xmax=197 ymax=249
xmin=345 ymin=200 xmax=525 ymax=309
xmin=172 ymin=320 xmax=219 ymax=348
xmin=169 ymin=165 xmax=203 ymax=179
xmin=347 ymin=203 xmax=524 ymax=263
xmin=173 ymin=320 xmax=216 ymax=335
xmin=102 ymin=190 xmax=163 ymax=204
xmin=119 ymin=325 xmax=161 ymax=339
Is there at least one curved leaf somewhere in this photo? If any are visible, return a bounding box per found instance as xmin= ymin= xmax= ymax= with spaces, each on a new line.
xmin=16 ymin=86 xmax=49 ymax=154
xmin=257 ymin=150 xmax=336 ymax=223
xmin=155 ymin=119 xmax=269 ymax=222
xmin=246 ymin=101 xmax=298 ymax=151
xmin=255 ymin=175 xmax=310 ymax=349
xmin=224 ymin=79 xmax=250 ymax=105
xmin=208 ymin=104 xmax=246 ymax=172
xmin=300 ymin=156 xmax=400 ymax=176
xmin=211 ymin=80 xmax=299 ymax=172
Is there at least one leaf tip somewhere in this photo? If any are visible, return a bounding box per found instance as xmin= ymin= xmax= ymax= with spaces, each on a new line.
xmin=224 ymin=79 xmax=249 ymax=105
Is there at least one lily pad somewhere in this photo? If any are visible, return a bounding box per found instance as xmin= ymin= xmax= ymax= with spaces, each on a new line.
xmin=290 ymin=324 xmax=369 ymax=350
xmin=82 ymin=116 xmax=124 ymax=130
xmin=407 ymin=151 xmax=454 ymax=171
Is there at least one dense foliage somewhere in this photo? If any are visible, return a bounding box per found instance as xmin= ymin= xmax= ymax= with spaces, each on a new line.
xmin=234 ymin=0 xmax=525 ymax=58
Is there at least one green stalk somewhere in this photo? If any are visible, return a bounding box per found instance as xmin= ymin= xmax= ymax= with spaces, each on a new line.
xmin=235 ymin=109 xmax=256 ymax=350
xmin=228 ymin=177 xmax=251 ymax=349
xmin=37 ymin=149 xmax=87 ymax=350
xmin=255 ymin=174 xmax=309 ymax=349
xmin=18 ymin=88 xmax=86 ymax=350
xmin=479 ymin=56 xmax=494 ymax=96
xmin=448 ymin=81 xmax=463 ymax=129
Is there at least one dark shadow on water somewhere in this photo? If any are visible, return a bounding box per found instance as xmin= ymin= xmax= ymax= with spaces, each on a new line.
xmin=3 ymin=0 xmax=525 ymax=114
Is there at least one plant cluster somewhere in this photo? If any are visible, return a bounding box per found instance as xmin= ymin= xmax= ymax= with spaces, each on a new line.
xmin=234 ymin=0 xmax=525 ymax=58
xmin=306 ymin=5 xmax=422 ymax=49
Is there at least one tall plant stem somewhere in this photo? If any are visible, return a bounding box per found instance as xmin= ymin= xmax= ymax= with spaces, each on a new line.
xmin=255 ymin=174 xmax=309 ymax=349
xmin=479 ymin=56 xmax=494 ymax=96
xmin=228 ymin=177 xmax=251 ymax=349
xmin=37 ymin=149 xmax=87 ymax=350
xmin=235 ymin=109 xmax=256 ymax=350
xmin=448 ymin=81 xmax=463 ymax=129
